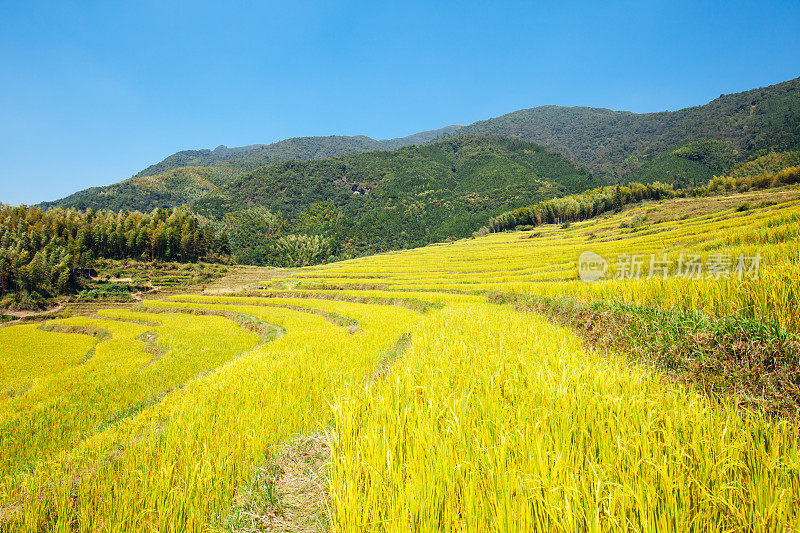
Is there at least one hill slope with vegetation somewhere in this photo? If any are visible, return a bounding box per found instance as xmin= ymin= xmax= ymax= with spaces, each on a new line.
xmin=135 ymin=125 xmax=464 ymax=178
xmin=33 ymin=135 xmax=598 ymax=270
xmin=482 ymin=149 xmax=800 ymax=234
xmin=45 ymin=77 xmax=800 ymax=214
xmin=43 ymin=126 xmax=464 ymax=212
xmin=451 ymin=76 xmax=800 ymax=185
xmin=193 ymin=135 xmax=597 ymax=264
xmin=36 ymin=76 xmax=800 ymax=269
xmin=40 ymin=167 xmax=239 ymax=213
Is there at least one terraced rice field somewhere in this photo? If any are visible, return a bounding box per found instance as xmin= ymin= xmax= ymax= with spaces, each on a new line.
xmin=1 ymin=188 xmax=799 ymax=531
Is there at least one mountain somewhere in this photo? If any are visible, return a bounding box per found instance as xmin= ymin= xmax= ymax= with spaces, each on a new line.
xmin=376 ymin=125 xmax=465 ymax=150
xmin=192 ymin=135 xmax=597 ymax=260
xmin=40 ymin=166 xmax=238 ymax=212
xmin=135 ymin=125 xmax=464 ymax=178
xmin=44 ymin=125 xmax=464 ymax=212
xmin=45 ymin=76 xmax=800 ymax=217
xmin=450 ymin=76 xmax=800 ymax=186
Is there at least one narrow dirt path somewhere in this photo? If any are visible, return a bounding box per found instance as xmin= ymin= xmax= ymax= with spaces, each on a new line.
xmin=130 ymin=286 xmax=161 ymax=302
xmin=224 ymin=332 xmax=414 ymax=532
xmin=204 ymin=265 xmax=294 ymax=294
xmin=1 ymin=300 xmax=66 ymax=321
xmin=226 ymin=434 xmax=331 ymax=533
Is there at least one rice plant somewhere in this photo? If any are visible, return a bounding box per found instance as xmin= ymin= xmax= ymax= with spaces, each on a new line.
xmin=1 ymin=189 xmax=799 ymax=531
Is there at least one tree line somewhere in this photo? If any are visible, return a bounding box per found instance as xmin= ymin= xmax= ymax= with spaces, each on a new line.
xmin=482 ymin=152 xmax=800 ymax=235
xmin=481 ymin=182 xmax=676 ymax=234
xmin=0 ymin=205 xmax=229 ymax=308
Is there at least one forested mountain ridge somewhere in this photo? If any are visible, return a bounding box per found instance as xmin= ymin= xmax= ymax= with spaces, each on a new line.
xmin=134 ymin=125 xmax=464 ymax=178
xmin=197 ymin=135 xmax=595 ymax=222
xmin=195 ymin=135 xmax=596 ymax=263
xmin=45 ymin=76 xmax=800 ymax=214
xmin=449 ymin=76 xmax=800 ymax=185
xmin=137 ymin=74 xmax=797 ymax=189
xmin=39 ymin=134 xmax=597 ymax=266
xmin=43 ymin=125 xmax=464 ymax=212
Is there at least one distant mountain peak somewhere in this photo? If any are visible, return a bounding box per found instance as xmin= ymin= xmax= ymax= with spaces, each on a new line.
xmin=131 ymin=124 xmax=466 ymax=180
xmin=44 ymin=75 xmax=800 ymax=211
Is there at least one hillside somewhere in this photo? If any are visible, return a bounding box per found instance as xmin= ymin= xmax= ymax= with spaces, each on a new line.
xmin=194 ymin=135 xmax=597 ymax=263
xmin=44 ymin=125 xmax=463 ymax=212
xmin=451 ymin=76 xmax=800 ymax=185
xmin=45 ymin=77 xmax=800 ymax=215
xmin=40 ymin=166 xmax=239 ymax=212
xmin=134 ymin=125 xmax=464 ymax=178
xmin=41 ymin=134 xmax=597 ymax=266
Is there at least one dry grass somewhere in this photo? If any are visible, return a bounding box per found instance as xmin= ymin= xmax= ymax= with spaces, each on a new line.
xmin=206 ymin=265 xmax=294 ymax=293
xmin=225 ymin=433 xmax=331 ymax=533
xmin=491 ymin=293 xmax=800 ymax=417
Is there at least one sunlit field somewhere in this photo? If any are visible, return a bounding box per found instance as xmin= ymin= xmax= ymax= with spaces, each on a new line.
xmin=1 ymin=186 xmax=799 ymax=531
xmin=294 ymin=188 xmax=800 ymax=332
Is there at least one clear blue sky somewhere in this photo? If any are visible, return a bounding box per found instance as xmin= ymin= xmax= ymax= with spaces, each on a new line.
xmin=1 ymin=0 xmax=799 ymax=205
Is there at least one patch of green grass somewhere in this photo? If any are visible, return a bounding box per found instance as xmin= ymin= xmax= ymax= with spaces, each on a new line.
xmin=490 ymin=292 xmax=800 ymax=417
xmin=74 ymin=282 xmax=140 ymax=302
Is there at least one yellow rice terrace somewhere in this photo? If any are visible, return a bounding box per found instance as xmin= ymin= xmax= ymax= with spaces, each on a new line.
xmin=1 ymin=187 xmax=799 ymax=532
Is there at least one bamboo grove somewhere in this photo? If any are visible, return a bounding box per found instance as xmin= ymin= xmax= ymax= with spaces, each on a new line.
xmin=483 ymin=150 xmax=800 ymax=234
xmin=483 ymin=182 xmax=676 ymax=234
xmin=0 ymin=205 xmax=230 ymax=307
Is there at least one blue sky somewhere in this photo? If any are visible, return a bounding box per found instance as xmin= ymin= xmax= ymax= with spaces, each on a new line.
xmin=1 ymin=0 xmax=798 ymax=205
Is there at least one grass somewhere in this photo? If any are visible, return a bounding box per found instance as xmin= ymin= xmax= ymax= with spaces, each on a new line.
xmin=0 ymin=311 xmax=260 ymax=489
xmin=1 ymin=298 xmax=423 ymax=530
xmin=293 ymin=190 xmax=800 ymax=331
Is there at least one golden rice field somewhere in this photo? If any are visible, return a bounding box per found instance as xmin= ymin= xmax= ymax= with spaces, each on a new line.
xmin=1 ymin=186 xmax=799 ymax=531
